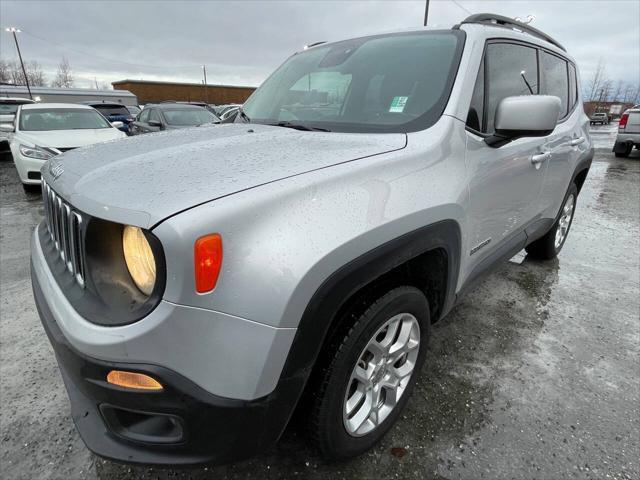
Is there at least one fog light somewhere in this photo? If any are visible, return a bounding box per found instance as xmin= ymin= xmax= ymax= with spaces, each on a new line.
xmin=107 ymin=370 xmax=163 ymax=391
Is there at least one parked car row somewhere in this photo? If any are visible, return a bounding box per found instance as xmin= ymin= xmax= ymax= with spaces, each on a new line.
xmin=0 ymin=103 xmax=126 ymax=191
xmin=0 ymin=96 xmax=239 ymax=191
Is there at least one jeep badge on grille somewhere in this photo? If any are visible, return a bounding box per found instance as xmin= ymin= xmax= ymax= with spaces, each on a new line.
xmin=49 ymin=160 xmax=64 ymax=180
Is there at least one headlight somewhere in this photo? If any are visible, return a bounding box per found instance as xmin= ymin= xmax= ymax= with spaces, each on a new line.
xmin=122 ymin=226 xmax=156 ymax=295
xmin=19 ymin=144 xmax=55 ymax=160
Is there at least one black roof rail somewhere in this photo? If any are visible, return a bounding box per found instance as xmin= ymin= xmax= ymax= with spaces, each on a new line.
xmin=459 ymin=13 xmax=566 ymax=52
xmin=305 ymin=41 xmax=327 ymax=49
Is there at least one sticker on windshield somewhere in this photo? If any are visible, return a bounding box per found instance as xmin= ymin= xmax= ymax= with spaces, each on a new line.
xmin=389 ymin=96 xmax=408 ymax=113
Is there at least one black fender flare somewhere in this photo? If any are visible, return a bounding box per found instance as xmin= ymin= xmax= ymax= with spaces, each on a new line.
xmin=279 ymin=219 xmax=461 ymax=382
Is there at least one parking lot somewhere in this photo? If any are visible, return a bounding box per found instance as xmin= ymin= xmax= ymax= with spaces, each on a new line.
xmin=0 ymin=124 xmax=638 ymax=479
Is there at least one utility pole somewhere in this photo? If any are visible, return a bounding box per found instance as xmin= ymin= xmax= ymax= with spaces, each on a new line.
xmin=5 ymin=27 xmax=33 ymax=100
xmin=202 ymin=65 xmax=208 ymax=103
xmin=423 ymin=0 xmax=430 ymax=26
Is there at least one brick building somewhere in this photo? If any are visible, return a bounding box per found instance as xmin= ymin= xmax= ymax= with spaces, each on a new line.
xmin=112 ymin=79 xmax=256 ymax=105
xmin=583 ymin=101 xmax=635 ymax=119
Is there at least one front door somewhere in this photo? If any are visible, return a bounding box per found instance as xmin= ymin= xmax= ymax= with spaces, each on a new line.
xmin=464 ymin=41 xmax=548 ymax=275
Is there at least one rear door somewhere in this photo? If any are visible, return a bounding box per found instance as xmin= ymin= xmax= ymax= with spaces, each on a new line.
xmin=537 ymin=51 xmax=578 ymax=218
xmin=465 ymin=41 xmax=548 ymax=270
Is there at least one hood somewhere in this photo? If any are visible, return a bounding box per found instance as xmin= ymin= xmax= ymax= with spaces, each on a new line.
xmin=18 ymin=128 xmax=125 ymax=149
xmin=43 ymin=123 xmax=406 ymax=228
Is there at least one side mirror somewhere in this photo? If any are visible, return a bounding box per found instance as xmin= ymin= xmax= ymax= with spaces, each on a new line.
xmin=0 ymin=123 xmax=15 ymax=133
xmin=485 ymin=95 xmax=561 ymax=148
xmin=111 ymin=121 xmax=124 ymax=129
xmin=148 ymin=120 xmax=162 ymax=128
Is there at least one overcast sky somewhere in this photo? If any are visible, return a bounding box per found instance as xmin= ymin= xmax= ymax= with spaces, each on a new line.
xmin=1 ymin=0 xmax=638 ymax=93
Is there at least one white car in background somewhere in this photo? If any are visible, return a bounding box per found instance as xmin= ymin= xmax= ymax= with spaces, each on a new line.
xmin=0 ymin=103 xmax=126 ymax=192
xmin=0 ymin=97 xmax=35 ymax=151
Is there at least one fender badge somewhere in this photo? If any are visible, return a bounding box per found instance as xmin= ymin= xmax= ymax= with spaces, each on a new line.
xmin=49 ymin=160 xmax=64 ymax=180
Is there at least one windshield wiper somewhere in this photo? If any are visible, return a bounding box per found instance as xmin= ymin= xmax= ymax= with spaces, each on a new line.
xmin=269 ymin=121 xmax=331 ymax=132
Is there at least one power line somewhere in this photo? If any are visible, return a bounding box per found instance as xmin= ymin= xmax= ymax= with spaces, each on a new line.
xmin=18 ymin=29 xmax=205 ymax=70
xmin=450 ymin=0 xmax=472 ymax=15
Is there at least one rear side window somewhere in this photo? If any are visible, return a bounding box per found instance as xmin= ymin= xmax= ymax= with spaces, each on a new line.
xmin=485 ymin=43 xmax=538 ymax=133
xmin=568 ymin=63 xmax=578 ymax=109
xmin=541 ymin=51 xmax=569 ymax=117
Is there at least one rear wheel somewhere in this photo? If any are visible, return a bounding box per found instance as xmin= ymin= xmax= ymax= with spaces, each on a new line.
xmin=615 ymin=143 xmax=633 ymax=158
xmin=309 ymin=286 xmax=430 ymax=460
xmin=525 ymin=183 xmax=577 ymax=260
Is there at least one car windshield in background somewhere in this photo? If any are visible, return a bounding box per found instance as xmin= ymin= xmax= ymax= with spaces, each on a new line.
xmin=19 ymin=109 xmax=112 ymax=131
xmin=0 ymin=104 xmax=20 ymax=114
xmin=241 ymin=30 xmax=464 ymax=133
xmin=127 ymin=105 xmax=141 ymax=115
xmin=162 ymin=108 xmax=219 ymax=126
xmin=93 ymin=105 xmax=131 ymax=117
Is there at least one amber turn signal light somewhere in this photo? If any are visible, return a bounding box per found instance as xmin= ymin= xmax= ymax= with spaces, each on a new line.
xmin=194 ymin=234 xmax=223 ymax=293
xmin=106 ymin=370 xmax=163 ymax=391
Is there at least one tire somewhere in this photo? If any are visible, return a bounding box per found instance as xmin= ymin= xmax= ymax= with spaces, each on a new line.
xmin=309 ymin=286 xmax=430 ymax=460
xmin=615 ymin=143 xmax=632 ymax=158
xmin=525 ymin=183 xmax=578 ymax=260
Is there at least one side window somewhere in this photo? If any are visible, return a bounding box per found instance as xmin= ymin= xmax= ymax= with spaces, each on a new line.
xmin=541 ymin=51 xmax=569 ymax=117
xmin=148 ymin=109 xmax=161 ymax=124
xmin=485 ymin=43 xmax=538 ymax=133
xmin=568 ymin=63 xmax=578 ymax=110
xmin=138 ymin=109 xmax=149 ymax=123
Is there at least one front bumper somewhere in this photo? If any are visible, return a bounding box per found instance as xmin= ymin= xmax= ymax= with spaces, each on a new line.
xmin=32 ymin=259 xmax=301 ymax=466
xmin=12 ymin=151 xmax=45 ymax=184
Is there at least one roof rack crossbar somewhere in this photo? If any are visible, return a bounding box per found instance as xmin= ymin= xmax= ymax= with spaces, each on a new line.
xmin=460 ymin=13 xmax=566 ymax=52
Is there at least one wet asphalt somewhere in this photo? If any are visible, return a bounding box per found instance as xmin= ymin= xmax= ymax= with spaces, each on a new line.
xmin=0 ymin=138 xmax=638 ymax=479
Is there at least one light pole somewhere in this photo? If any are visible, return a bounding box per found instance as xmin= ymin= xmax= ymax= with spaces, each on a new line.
xmin=5 ymin=27 xmax=33 ymax=100
xmin=423 ymin=0 xmax=430 ymax=26
xmin=202 ymin=65 xmax=208 ymax=103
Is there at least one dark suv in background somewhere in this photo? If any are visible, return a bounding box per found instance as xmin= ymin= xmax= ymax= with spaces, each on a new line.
xmin=129 ymin=103 xmax=220 ymax=135
xmin=83 ymin=101 xmax=135 ymax=134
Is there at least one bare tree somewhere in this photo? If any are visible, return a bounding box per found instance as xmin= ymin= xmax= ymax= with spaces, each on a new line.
xmin=25 ymin=60 xmax=46 ymax=86
xmin=0 ymin=58 xmax=46 ymax=86
xmin=611 ymin=80 xmax=624 ymax=103
xmin=52 ymin=57 xmax=74 ymax=88
xmin=0 ymin=58 xmax=10 ymax=84
xmin=586 ymin=58 xmax=607 ymax=101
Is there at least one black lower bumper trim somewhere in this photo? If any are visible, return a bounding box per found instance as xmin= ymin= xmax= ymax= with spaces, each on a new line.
xmin=31 ymin=261 xmax=302 ymax=466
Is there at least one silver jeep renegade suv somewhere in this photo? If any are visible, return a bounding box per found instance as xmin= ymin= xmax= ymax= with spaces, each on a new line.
xmin=31 ymin=14 xmax=592 ymax=465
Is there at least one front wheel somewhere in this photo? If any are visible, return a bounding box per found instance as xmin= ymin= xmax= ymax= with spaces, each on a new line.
xmin=309 ymin=286 xmax=430 ymax=460
xmin=525 ymin=183 xmax=578 ymax=260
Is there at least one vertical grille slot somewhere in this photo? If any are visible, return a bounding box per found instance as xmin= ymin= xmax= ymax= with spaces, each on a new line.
xmin=41 ymin=179 xmax=85 ymax=287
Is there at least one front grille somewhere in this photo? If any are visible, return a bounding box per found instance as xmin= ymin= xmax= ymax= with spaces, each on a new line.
xmin=56 ymin=147 xmax=76 ymax=152
xmin=41 ymin=179 xmax=85 ymax=287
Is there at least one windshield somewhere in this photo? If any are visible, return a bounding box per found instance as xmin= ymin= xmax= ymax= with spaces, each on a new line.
xmin=241 ymin=31 xmax=464 ymax=133
xmin=19 ymin=108 xmax=112 ymax=131
xmin=162 ymin=108 xmax=219 ymax=126
xmin=127 ymin=105 xmax=141 ymax=115
xmin=92 ymin=105 xmax=130 ymax=117
xmin=0 ymin=104 xmax=20 ymax=115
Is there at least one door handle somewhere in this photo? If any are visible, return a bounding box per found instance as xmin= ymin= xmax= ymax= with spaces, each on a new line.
xmin=531 ymin=152 xmax=551 ymax=165
xmin=570 ymin=136 xmax=585 ymax=146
